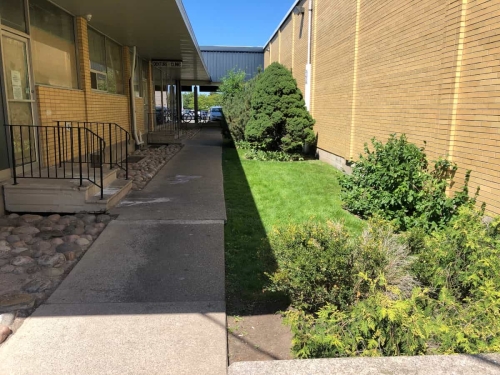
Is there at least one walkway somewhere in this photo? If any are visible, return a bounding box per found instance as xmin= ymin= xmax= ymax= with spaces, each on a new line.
xmin=0 ymin=127 xmax=228 ymax=375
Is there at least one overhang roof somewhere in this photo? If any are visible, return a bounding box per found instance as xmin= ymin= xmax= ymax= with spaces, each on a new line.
xmin=51 ymin=0 xmax=210 ymax=82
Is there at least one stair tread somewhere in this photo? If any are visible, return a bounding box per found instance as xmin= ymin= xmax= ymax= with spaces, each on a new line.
xmin=86 ymin=179 xmax=132 ymax=203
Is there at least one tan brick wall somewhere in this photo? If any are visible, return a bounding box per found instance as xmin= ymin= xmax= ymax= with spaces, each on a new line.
xmin=264 ymin=0 xmax=500 ymax=215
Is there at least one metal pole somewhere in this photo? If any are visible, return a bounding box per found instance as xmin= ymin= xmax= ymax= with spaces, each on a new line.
xmin=78 ymin=128 xmax=83 ymax=187
xmin=160 ymin=70 xmax=164 ymax=125
xmin=109 ymin=123 xmax=113 ymax=169
xmin=9 ymin=127 xmax=17 ymax=185
xmin=194 ymin=86 xmax=199 ymax=124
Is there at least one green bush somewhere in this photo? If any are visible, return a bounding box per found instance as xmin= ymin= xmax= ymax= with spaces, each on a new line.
xmin=243 ymin=149 xmax=304 ymax=162
xmin=219 ymin=69 xmax=259 ymax=142
xmin=340 ymin=134 xmax=478 ymax=232
xmin=245 ymin=62 xmax=315 ymax=153
xmin=277 ymin=208 xmax=500 ymax=359
xmin=267 ymin=222 xmax=355 ymax=311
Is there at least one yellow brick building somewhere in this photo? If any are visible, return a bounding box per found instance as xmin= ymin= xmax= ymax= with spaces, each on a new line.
xmin=265 ymin=0 xmax=500 ymax=215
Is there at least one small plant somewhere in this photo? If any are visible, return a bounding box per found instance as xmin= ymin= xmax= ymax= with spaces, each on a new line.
xmin=267 ymin=221 xmax=356 ymax=312
xmin=340 ymin=134 xmax=479 ymax=232
xmin=243 ymin=149 xmax=304 ymax=162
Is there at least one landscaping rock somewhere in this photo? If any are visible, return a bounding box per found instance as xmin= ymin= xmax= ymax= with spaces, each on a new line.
xmin=37 ymin=253 xmax=66 ymax=268
xmin=64 ymin=235 xmax=80 ymax=243
xmin=31 ymin=241 xmax=53 ymax=257
xmin=11 ymin=241 xmax=27 ymax=249
xmin=6 ymin=235 xmax=20 ymax=244
xmin=56 ymin=242 xmax=82 ymax=261
xmin=0 ymin=293 xmax=35 ymax=313
xmin=11 ymin=256 xmax=35 ymax=267
xmin=42 ymin=267 xmax=65 ymax=277
xmin=53 ymin=224 xmax=66 ymax=231
xmin=96 ymin=214 xmax=111 ymax=224
xmin=0 ymin=325 xmax=12 ymax=344
xmin=0 ymin=265 xmax=14 ymax=273
xmin=18 ymin=234 xmax=32 ymax=243
xmin=81 ymin=215 xmax=96 ymax=225
xmin=72 ymin=226 xmax=85 ymax=235
xmin=50 ymin=238 xmax=64 ymax=246
xmin=0 ymin=248 xmax=11 ymax=259
xmin=11 ymin=248 xmax=30 ymax=257
xmin=0 ymin=312 xmax=15 ymax=326
xmin=12 ymin=227 xmax=39 ymax=236
xmin=0 ymin=259 xmax=9 ymax=267
xmin=36 ymin=230 xmax=63 ymax=240
xmin=22 ymin=278 xmax=52 ymax=293
xmin=21 ymin=214 xmax=43 ymax=224
xmin=48 ymin=214 xmax=61 ymax=223
xmin=85 ymin=226 xmax=100 ymax=236
xmin=75 ymin=238 xmax=90 ymax=247
xmin=0 ymin=232 xmax=10 ymax=240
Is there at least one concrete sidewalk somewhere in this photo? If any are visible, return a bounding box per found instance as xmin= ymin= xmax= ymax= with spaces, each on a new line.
xmin=0 ymin=127 xmax=228 ymax=375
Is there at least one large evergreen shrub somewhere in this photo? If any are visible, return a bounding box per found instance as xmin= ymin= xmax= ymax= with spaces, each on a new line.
xmin=245 ymin=62 xmax=315 ymax=153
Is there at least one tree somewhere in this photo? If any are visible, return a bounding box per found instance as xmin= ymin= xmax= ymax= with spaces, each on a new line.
xmin=245 ymin=62 xmax=315 ymax=153
xmin=182 ymin=92 xmax=194 ymax=109
xmin=218 ymin=69 xmax=246 ymax=104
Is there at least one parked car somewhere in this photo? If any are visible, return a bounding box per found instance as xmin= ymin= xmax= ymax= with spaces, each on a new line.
xmin=209 ymin=106 xmax=223 ymax=121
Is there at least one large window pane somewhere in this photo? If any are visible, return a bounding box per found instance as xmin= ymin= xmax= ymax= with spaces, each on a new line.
xmin=0 ymin=0 xmax=26 ymax=32
xmin=30 ymin=0 xmax=78 ymax=89
xmin=106 ymin=40 xmax=123 ymax=94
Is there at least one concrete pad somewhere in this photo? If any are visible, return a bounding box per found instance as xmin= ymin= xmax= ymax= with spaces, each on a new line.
xmin=113 ymin=128 xmax=226 ymax=222
xmin=0 ymin=301 xmax=227 ymax=375
xmin=48 ymin=220 xmax=225 ymax=305
xmin=228 ymin=355 xmax=500 ymax=375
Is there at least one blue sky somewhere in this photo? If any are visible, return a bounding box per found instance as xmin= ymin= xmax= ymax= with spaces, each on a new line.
xmin=183 ymin=0 xmax=294 ymax=47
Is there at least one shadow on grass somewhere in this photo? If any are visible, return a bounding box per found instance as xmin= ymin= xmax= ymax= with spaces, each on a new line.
xmin=222 ymin=139 xmax=289 ymax=316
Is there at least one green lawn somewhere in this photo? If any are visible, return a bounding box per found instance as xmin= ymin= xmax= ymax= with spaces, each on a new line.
xmin=223 ymin=142 xmax=363 ymax=314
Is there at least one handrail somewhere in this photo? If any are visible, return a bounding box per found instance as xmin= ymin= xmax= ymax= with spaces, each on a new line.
xmin=56 ymin=121 xmax=130 ymax=180
xmin=5 ymin=124 xmax=105 ymax=199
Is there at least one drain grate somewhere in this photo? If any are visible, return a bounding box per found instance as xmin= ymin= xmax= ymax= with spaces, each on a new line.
xmin=126 ymin=155 xmax=145 ymax=164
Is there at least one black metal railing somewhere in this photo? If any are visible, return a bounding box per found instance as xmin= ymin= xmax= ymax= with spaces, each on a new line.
xmin=5 ymin=124 xmax=106 ymax=199
xmin=56 ymin=121 xmax=130 ymax=180
xmin=149 ymin=109 xmax=180 ymax=137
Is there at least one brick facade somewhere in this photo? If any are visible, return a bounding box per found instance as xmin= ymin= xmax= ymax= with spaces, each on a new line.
xmin=265 ymin=0 xmax=500 ymax=216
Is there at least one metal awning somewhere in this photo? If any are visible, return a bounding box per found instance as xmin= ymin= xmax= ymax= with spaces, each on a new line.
xmin=50 ymin=0 xmax=210 ymax=82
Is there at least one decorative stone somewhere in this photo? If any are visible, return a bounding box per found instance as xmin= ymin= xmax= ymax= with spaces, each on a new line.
xmin=0 ymin=293 xmax=35 ymax=313
xmin=11 ymin=256 xmax=35 ymax=267
xmin=0 ymin=325 xmax=12 ymax=344
xmin=53 ymin=224 xmax=66 ymax=231
xmin=12 ymin=227 xmax=40 ymax=236
xmin=21 ymin=214 xmax=43 ymax=223
xmin=64 ymin=235 xmax=80 ymax=243
xmin=85 ymin=226 xmax=100 ymax=236
xmin=6 ymin=235 xmax=20 ymax=244
xmin=36 ymin=230 xmax=63 ymax=240
xmin=0 ymin=232 xmax=10 ymax=240
xmin=26 ymin=265 xmax=40 ymax=274
xmin=50 ymin=238 xmax=64 ymax=246
xmin=56 ymin=242 xmax=82 ymax=261
xmin=22 ymin=278 xmax=52 ymax=293
xmin=37 ymin=219 xmax=55 ymax=229
xmin=0 ymin=312 xmax=16 ymax=326
xmin=58 ymin=218 xmax=71 ymax=226
xmin=31 ymin=241 xmax=54 ymax=258
xmin=38 ymin=253 xmax=66 ymax=268
xmin=42 ymin=267 xmax=65 ymax=277
xmin=75 ymin=238 xmax=90 ymax=247
xmin=72 ymin=226 xmax=86 ymax=235
xmin=12 ymin=267 xmax=26 ymax=275
xmin=48 ymin=214 xmax=61 ymax=223
xmin=8 ymin=214 xmax=19 ymax=220
xmin=0 ymin=265 xmax=14 ymax=273
xmin=82 ymin=235 xmax=93 ymax=242
xmin=12 ymin=241 xmax=27 ymax=249
xmin=81 ymin=215 xmax=96 ymax=225
xmin=0 ymin=259 xmax=9 ymax=267
xmin=94 ymin=223 xmax=106 ymax=230
xmin=18 ymin=234 xmax=32 ymax=243
xmin=11 ymin=248 xmax=30 ymax=257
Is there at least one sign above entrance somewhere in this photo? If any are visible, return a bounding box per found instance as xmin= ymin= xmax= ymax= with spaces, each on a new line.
xmin=151 ymin=61 xmax=183 ymax=68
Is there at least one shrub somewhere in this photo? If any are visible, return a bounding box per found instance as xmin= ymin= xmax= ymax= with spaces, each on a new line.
xmin=245 ymin=62 xmax=315 ymax=153
xmin=243 ymin=149 xmax=304 ymax=162
xmin=340 ymin=134 xmax=479 ymax=232
xmin=267 ymin=222 xmax=355 ymax=311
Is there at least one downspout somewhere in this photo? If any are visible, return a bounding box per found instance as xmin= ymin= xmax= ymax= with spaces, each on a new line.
xmin=130 ymin=46 xmax=143 ymax=145
xmin=305 ymin=0 xmax=313 ymax=111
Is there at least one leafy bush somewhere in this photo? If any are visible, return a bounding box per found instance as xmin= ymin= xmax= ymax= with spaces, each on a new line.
xmin=340 ymin=134 xmax=479 ymax=232
xmin=219 ymin=69 xmax=259 ymax=142
xmin=276 ymin=208 xmax=500 ymax=359
xmin=245 ymin=62 xmax=315 ymax=153
xmin=267 ymin=222 xmax=355 ymax=311
xmin=243 ymin=149 xmax=304 ymax=162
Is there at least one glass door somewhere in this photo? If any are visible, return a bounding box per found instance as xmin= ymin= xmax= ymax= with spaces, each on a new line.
xmin=1 ymin=31 xmax=36 ymax=167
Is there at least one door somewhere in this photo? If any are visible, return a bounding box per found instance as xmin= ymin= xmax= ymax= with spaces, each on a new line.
xmin=1 ymin=31 xmax=36 ymax=167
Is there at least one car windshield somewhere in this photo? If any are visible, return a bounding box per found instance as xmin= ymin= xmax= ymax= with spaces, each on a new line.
xmin=211 ymin=108 xmax=222 ymax=113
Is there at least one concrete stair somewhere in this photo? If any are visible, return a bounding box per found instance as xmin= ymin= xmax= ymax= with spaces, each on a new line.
xmin=3 ymin=167 xmax=132 ymax=214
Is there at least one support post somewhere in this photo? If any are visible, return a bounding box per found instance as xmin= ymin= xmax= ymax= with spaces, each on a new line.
xmin=194 ymin=86 xmax=199 ymax=124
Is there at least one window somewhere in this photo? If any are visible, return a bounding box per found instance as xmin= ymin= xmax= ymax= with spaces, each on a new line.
xmin=88 ymin=28 xmax=124 ymax=94
xmin=30 ymin=0 xmax=78 ymax=89
xmin=0 ymin=0 xmax=26 ymax=32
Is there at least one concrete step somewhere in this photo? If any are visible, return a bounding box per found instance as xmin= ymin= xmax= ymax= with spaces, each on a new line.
xmin=84 ymin=179 xmax=133 ymax=212
xmin=4 ymin=171 xmax=131 ymax=214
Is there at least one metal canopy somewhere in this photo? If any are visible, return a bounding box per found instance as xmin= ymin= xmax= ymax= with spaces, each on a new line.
xmin=51 ymin=0 xmax=210 ymax=82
